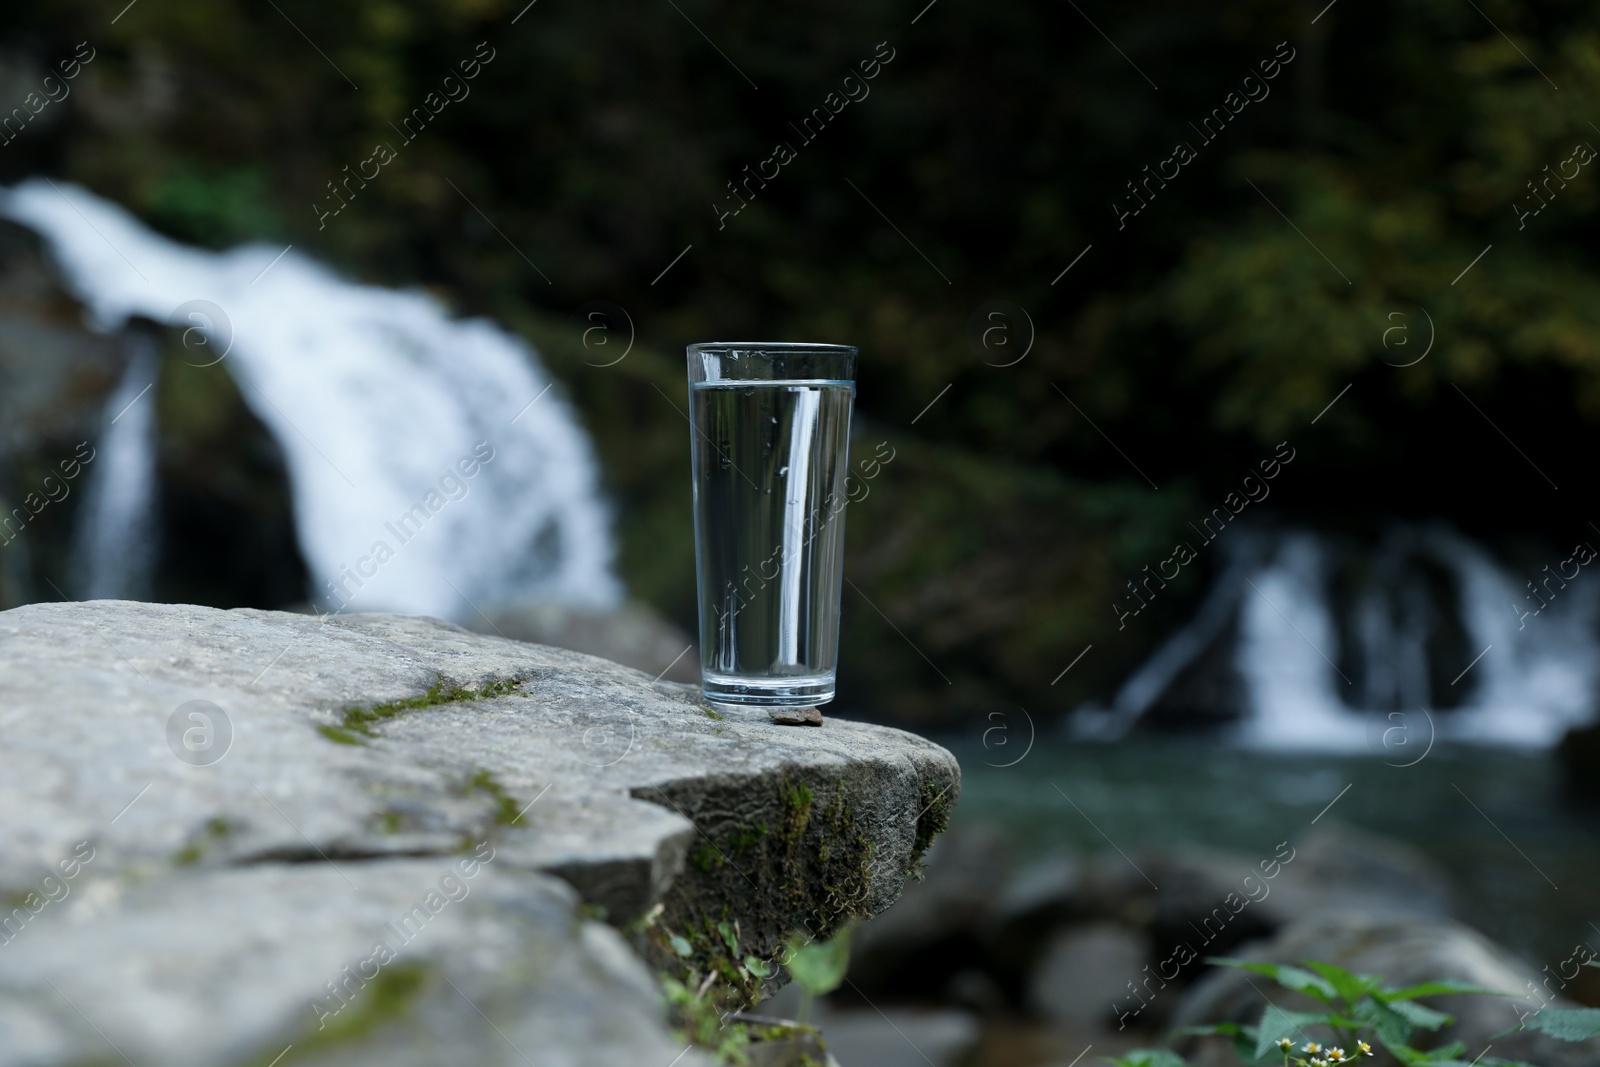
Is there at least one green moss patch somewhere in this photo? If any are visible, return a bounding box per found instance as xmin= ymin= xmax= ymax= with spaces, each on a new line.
xmin=318 ymin=724 xmax=365 ymax=746
xmin=323 ymin=673 xmax=523 ymax=741
xmin=909 ymin=778 xmax=954 ymax=876
xmin=464 ymin=769 xmax=524 ymax=826
xmin=236 ymin=962 xmax=430 ymax=1066
xmin=642 ymin=773 xmax=877 ymax=993
xmin=172 ymin=816 xmax=234 ymax=867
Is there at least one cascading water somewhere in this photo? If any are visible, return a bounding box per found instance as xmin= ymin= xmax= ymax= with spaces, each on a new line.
xmin=4 ymin=179 xmax=621 ymax=618
xmin=1097 ymin=524 xmax=1600 ymax=749
xmin=73 ymin=332 xmax=159 ymax=600
xmin=1234 ymin=533 xmax=1361 ymax=749
xmin=1433 ymin=529 xmax=1600 ymax=746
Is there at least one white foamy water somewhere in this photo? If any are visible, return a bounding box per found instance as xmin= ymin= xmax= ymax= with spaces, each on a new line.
xmin=1392 ymin=529 xmax=1599 ymax=747
xmin=74 ymin=335 xmax=158 ymax=600
xmin=6 ymin=179 xmax=621 ymax=617
xmin=1234 ymin=534 xmax=1364 ymax=749
xmin=1102 ymin=525 xmax=1599 ymax=749
xmin=1234 ymin=529 xmax=1600 ymax=749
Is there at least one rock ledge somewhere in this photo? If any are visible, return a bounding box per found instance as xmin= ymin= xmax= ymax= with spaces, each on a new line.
xmin=0 ymin=601 xmax=960 ymax=1067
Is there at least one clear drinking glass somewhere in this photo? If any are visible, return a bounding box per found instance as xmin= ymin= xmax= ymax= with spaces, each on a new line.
xmin=687 ymin=342 xmax=858 ymax=706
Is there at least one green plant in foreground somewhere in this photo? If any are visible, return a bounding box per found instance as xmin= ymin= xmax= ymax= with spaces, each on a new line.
xmin=782 ymin=922 xmax=855 ymax=1026
xmin=636 ymin=905 xmax=778 ymax=1066
xmin=1511 ymin=960 xmax=1600 ymax=1044
xmin=632 ymin=904 xmax=856 ymax=1066
xmin=1111 ymin=957 xmax=1600 ymax=1067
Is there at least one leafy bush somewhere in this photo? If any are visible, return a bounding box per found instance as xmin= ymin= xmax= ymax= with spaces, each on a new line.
xmin=1110 ymin=958 xmax=1600 ymax=1067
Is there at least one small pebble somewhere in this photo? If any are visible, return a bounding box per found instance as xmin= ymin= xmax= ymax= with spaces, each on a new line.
xmin=768 ymin=707 xmax=823 ymax=727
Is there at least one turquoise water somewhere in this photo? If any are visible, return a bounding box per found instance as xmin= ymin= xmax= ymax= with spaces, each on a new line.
xmin=938 ymin=736 xmax=1599 ymax=964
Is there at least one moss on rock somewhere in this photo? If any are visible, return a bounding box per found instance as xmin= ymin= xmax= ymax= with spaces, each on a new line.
xmin=324 ymin=673 xmax=523 ymax=740
xmin=638 ymin=770 xmax=883 ymax=991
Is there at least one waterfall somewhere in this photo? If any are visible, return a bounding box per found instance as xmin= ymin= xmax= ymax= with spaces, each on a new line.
xmin=1432 ymin=529 xmax=1600 ymax=746
xmin=4 ymin=179 xmax=622 ymax=618
xmin=73 ymin=332 xmax=159 ymax=600
xmin=1235 ymin=534 xmax=1363 ymax=748
xmin=1092 ymin=524 xmax=1600 ymax=749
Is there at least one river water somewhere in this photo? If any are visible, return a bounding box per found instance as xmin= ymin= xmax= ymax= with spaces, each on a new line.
xmin=943 ymin=736 xmax=1598 ymax=966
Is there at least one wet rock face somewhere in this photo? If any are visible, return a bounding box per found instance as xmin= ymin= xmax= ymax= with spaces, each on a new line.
xmin=0 ymin=222 xmax=122 ymax=459
xmin=0 ymin=221 xmax=122 ymax=607
xmin=148 ymin=337 xmax=308 ymax=609
xmin=0 ymin=600 xmax=959 ymax=1066
xmin=0 ymin=222 xmax=307 ymax=611
xmin=1558 ymin=720 xmax=1600 ymax=802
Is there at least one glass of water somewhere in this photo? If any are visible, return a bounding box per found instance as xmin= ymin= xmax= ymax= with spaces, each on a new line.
xmin=687 ymin=342 xmax=858 ymax=707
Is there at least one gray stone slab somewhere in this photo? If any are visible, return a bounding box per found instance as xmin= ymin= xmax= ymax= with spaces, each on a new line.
xmin=0 ymin=859 xmax=706 ymax=1067
xmin=0 ymin=600 xmax=960 ymax=1065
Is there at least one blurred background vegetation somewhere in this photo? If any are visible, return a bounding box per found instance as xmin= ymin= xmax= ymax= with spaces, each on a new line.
xmin=1 ymin=0 xmax=1598 ymax=726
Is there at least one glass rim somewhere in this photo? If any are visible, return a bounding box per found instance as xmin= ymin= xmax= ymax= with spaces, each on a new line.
xmin=686 ymin=341 xmax=859 ymax=357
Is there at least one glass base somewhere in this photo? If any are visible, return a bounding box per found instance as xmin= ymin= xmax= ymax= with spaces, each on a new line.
xmin=701 ymin=670 xmax=835 ymax=707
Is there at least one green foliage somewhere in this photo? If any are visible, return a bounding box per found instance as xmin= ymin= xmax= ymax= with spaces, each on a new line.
xmin=1106 ymin=1051 xmax=1189 ymax=1067
xmin=1519 ymin=1007 xmax=1600 ymax=1042
xmin=782 ymin=924 xmax=853 ymax=999
xmin=659 ymin=973 xmax=752 ymax=1066
xmin=637 ymin=906 xmax=783 ymax=1066
xmin=1130 ymin=956 xmax=1578 ymax=1067
xmin=144 ymin=165 xmax=285 ymax=248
